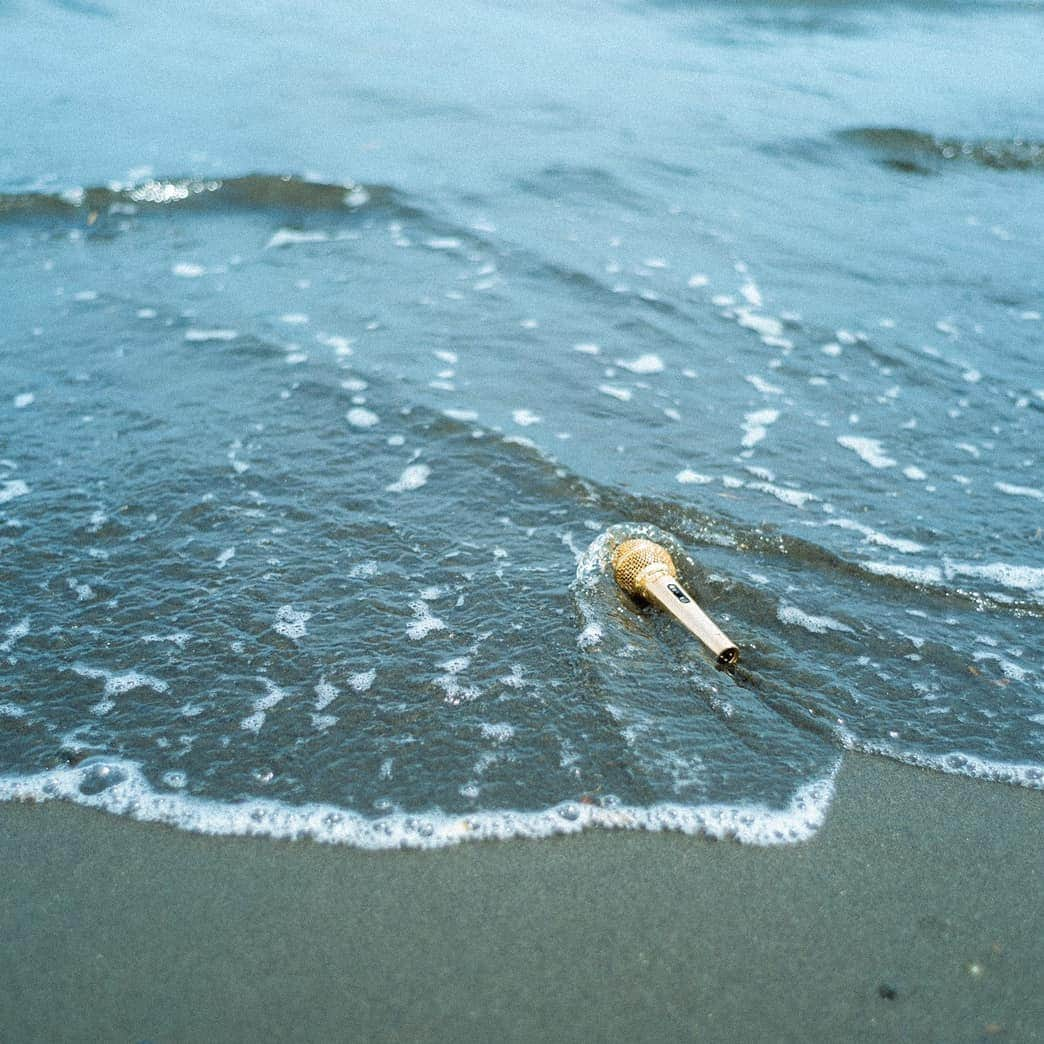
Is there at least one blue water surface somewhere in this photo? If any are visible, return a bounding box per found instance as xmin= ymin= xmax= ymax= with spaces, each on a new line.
xmin=0 ymin=0 xmax=1041 ymax=846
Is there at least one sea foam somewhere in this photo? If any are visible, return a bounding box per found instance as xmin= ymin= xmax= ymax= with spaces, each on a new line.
xmin=0 ymin=757 xmax=841 ymax=849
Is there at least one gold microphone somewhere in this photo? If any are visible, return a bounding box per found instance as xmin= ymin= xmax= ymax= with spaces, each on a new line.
xmin=611 ymin=538 xmax=739 ymax=667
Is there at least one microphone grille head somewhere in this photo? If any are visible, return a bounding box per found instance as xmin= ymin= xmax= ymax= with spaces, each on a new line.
xmin=611 ymin=538 xmax=677 ymax=596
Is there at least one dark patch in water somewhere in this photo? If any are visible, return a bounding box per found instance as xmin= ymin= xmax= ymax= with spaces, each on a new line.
xmin=515 ymin=165 xmax=644 ymax=207
xmin=50 ymin=0 xmax=111 ymax=15
xmin=839 ymin=127 xmax=1044 ymax=173
xmin=0 ymin=175 xmax=410 ymax=222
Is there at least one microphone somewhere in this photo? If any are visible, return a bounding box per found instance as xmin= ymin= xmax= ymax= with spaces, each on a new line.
xmin=611 ymin=538 xmax=739 ymax=667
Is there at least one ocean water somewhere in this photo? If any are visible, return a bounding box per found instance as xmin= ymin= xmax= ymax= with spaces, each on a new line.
xmin=1 ymin=0 xmax=1041 ymax=847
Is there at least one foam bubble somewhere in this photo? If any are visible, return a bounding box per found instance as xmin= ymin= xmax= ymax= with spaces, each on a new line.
xmin=499 ymin=665 xmax=525 ymax=689
xmin=184 ymin=328 xmax=238 ymax=343
xmin=73 ymin=665 xmax=169 ymax=697
xmin=434 ymin=657 xmax=479 ymax=705
xmin=142 ymin=632 xmax=191 ymax=649
xmin=0 ymin=617 xmax=29 ymax=652
xmin=741 ymin=409 xmax=780 ymax=449
xmin=387 ymin=464 xmax=431 ymax=492
xmin=241 ymin=679 xmax=289 ymax=734
xmin=68 ymin=579 xmax=94 ymax=601
xmin=736 ymin=310 xmax=783 ymax=339
xmin=266 ymin=229 xmax=330 ymax=249
xmin=172 ymin=262 xmax=206 ymax=278
xmin=443 ymin=408 xmax=478 ymax=422
xmin=862 ymin=561 xmax=944 ymax=586
xmin=972 ymin=652 xmax=1030 ymax=682
xmin=746 ymin=375 xmax=782 ymax=395
xmin=512 ymin=408 xmax=542 ymax=426
xmin=676 ymin=469 xmax=713 ymax=485
xmin=777 ymin=604 xmax=854 ymax=635
xmin=576 ymin=622 xmax=604 ymax=649
xmin=216 ymin=547 xmax=235 ymax=568
xmin=616 ymin=354 xmax=664 ymax=374
xmin=346 ymin=407 xmax=379 ymax=428
xmin=407 ymin=601 xmax=445 ymax=640
xmin=318 ymin=333 xmax=355 ymax=355
xmin=344 ymin=185 xmax=370 ymax=207
xmin=837 ymin=435 xmax=896 ymax=469
xmin=995 ymin=482 xmax=1043 ymax=502
xmin=240 ymin=711 xmax=266 ymax=733
xmin=739 ymin=280 xmax=762 ymax=308
xmin=825 ymin=518 xmax=924 ymax=554
xmin=945 ymin=561 xmax=1044 ymax=598
xmin=348 ymin=669 xmax=376 ymax=693
xmin=480 ymin=722 xmax=515 ymax=743
xmin=274 ymin=605 xmax=311 ymax=640
xmin=13 ymin=393 xmax=34 ymax=408
xmin=747 ymin=482 xmax=816 ymax=508
xmin=0 ymin=480 xmax=30 ymax=504
xmin=314 ymin=679 xmax=339 ymax=710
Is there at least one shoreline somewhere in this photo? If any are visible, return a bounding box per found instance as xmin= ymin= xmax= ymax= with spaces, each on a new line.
xmin=2 ymin=752 xmax=1041 ymax=1042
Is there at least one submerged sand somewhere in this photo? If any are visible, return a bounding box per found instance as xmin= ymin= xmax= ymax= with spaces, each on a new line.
xmin=1 ymin=752 xmax=1041 ymax=1042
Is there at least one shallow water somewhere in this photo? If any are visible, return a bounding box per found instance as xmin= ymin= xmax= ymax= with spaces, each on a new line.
xmin=1 ymin=0 xmax=1041 ymax=846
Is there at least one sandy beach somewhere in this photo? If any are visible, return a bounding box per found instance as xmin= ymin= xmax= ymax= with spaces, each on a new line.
xmin=1 ymin=751 xmax=1040 ymax=1043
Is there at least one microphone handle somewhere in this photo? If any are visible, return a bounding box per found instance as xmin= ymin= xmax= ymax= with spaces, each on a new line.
xmin=643 ymin=573 xmax=739 ymax=667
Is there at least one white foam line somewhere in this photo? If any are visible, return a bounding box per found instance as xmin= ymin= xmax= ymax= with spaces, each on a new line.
xmin=995 ymin=482 xmax=1043 ymax=502
xmin=747 ymin=481 xmax=816 ymax=508
xmin=266 ymin=229 xmax=330 ymax=249
xmin=0 ymin=757 xmax=842 ymax=849
xmin=184 ymin=328 xmax=238 ymax=343
xmin=837 ymin=436 xmax=896 ymax=469
xmin=838 ymin=734 xmax=1043 ymax=790
xmin=861 ymin=559 xmax=1044 ymax=599
xmin=616 ymin=353 xmax=664 ymax=374
xmin=778 ymin=604 xmax=853 ymax=635
xmin=826 ymin=518 xmax=924 ymax=554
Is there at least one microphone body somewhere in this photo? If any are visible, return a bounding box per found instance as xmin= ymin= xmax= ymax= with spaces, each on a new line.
xmin=611 ymin=538 xmax=739 ymax=667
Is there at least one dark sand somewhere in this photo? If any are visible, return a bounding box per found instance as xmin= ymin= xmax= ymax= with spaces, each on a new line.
xmin=1 ymin=753 xmax=1041 ymax=1043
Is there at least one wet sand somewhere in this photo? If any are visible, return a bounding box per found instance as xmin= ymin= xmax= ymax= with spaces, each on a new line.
xmin=1 ymin=752 xmax=1041 ymax=1043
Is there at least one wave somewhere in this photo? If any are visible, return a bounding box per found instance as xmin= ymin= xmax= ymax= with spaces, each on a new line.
xmin=838 ymin=127 xmax=1044 ymax=173
xmin=0 ymin=174 xmax=414 ymax=221
xmin=0 ymin=756 xmax=840 ymax=848
xmin=839 ymin=733 xmax=1043 ymax=790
